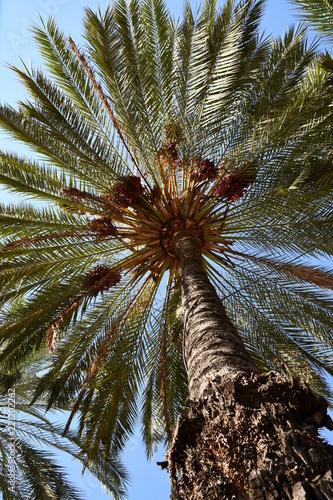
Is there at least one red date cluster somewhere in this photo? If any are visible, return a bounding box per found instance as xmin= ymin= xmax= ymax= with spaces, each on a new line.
xmin=88 ymin=217 xmax=118 ymax=237
xmin=86 ymin=265 xmax=121 ymax=296
xmin=111 ymin=175 xmax=144 ymax=207
xmin=214 ymin=173 xmax=254 ymax=201
xmin=196 ymin=159 xmax=218 ymax=182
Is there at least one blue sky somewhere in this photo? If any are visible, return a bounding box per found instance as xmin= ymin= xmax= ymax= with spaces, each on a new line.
xmin=0 ymin=1 xmax=330 ymax=499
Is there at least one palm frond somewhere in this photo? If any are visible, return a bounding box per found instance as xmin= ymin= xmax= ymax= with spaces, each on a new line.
xmin=0 ymin=389 xmax=128 ymax=499
xmin=290 ymin=0 xmax=333 ymax=43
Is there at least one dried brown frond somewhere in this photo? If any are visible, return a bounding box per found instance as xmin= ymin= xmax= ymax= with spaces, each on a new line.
xmin=266 ymin=259 xmax=333 ymax=289
xmin=1 ymin=231 xmax=74 ymax=252
xmin=68 ymin=36 xmax=144 ymax=178
xmin=45 ymin=324 xmax=60 ymax=354
xmin=46 ymin=295 xmax=85 ymax=353
xmin=59 ymin=186 xmax=96 ymax=201
xmin=233 ymin=251 xmax=333 ymax=289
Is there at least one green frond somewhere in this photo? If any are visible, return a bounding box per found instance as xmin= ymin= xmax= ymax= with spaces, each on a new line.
xmin=140 ymin=277 xmax=187 ymax=457
xmin=83 ymin=2 xmax=162 ymax=180
xmin=290 ymin=0 xmax=333 ymax=43
xmin=206 ymin=257 xmax=333 ymax=402
xmin=0 ymin=152 xmax=69 ymax=203
xmin=0 ymin=390 xmax=128 ymax=499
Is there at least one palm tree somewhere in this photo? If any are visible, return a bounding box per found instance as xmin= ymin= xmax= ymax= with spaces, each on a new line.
xmin=0 ymin=0 xmax=333 ymax=497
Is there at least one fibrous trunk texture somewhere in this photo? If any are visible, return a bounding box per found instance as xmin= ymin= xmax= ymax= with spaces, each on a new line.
xmin=172 ymin=230 xmax=258 ymax=401
xmin=167 ymin=372 xmax=333 ymax=499
xmin=169 ymin=230 xmax=333 ymax=499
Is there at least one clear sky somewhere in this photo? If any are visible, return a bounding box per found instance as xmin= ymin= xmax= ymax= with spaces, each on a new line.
xmin=0 ymin=1 xmax=330 ymax=499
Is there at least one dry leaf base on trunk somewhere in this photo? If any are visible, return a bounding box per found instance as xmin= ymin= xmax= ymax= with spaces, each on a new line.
xmin=167 ymin=371 xmax=333 ymax=499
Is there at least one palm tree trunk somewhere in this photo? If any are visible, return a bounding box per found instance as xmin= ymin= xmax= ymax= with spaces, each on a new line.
xmin=172 ymin=229 xmax=258 ymax=400
xmin=167 ymin=229 xmax=333 ymax=500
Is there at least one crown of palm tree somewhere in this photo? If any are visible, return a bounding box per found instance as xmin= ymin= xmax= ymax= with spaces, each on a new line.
xmin=0 ymin=0 xmax=332 ymax=474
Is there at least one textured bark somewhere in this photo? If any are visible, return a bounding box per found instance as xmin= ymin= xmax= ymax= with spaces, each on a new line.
xmin=172 ymin=230 xmax=258 ymax=401
xmin=168 ymin=230 xmax=333 ymax=499
xmin=167 ymin=372 xmax=333 ymax=499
